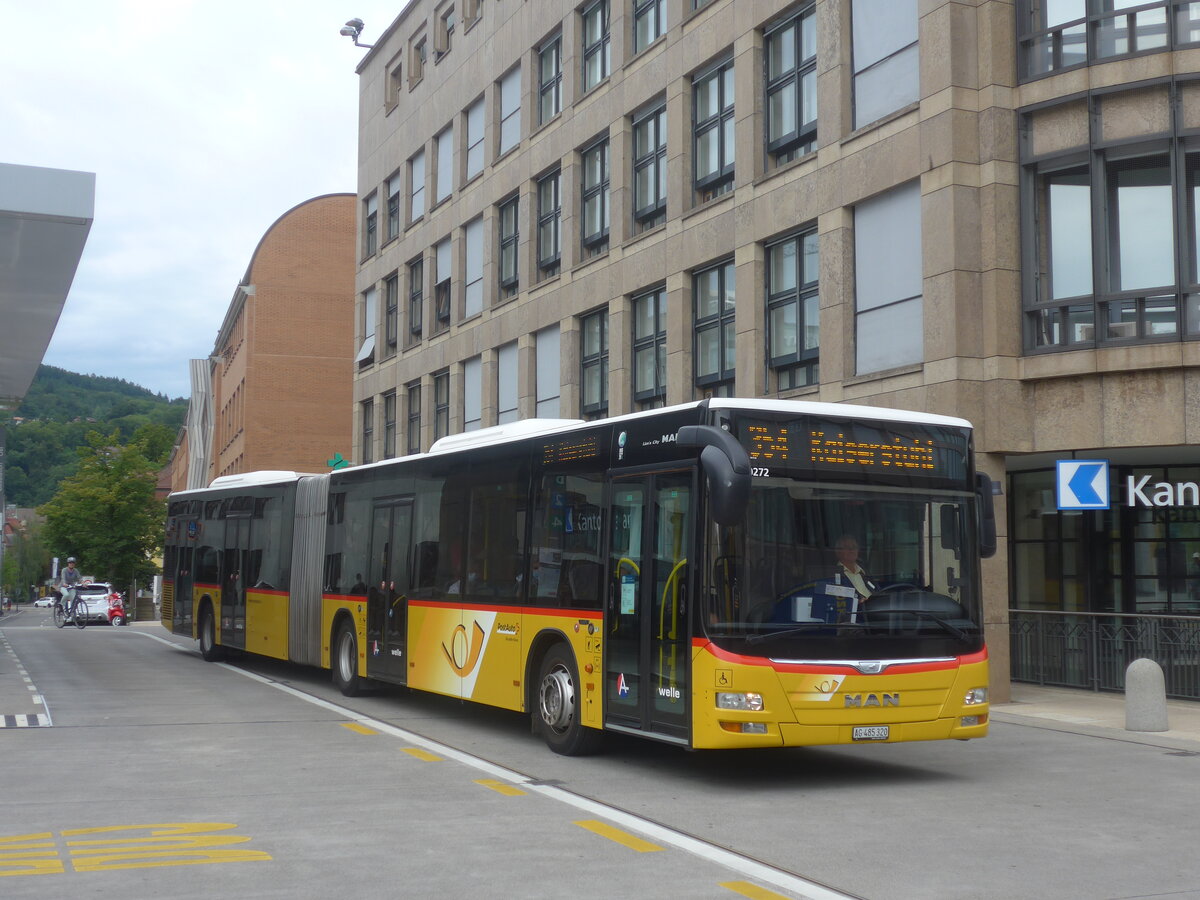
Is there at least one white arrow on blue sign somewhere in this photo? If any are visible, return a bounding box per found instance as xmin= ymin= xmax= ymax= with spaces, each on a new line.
xmin=1056 ymin=460 xmax=1110 ymax=510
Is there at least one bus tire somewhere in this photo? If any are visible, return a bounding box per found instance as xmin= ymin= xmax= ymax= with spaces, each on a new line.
xmin=535 ymin=645 xmax=602 ymax=756
xmin=332 ymin=619 xmax=362 ymax=696
xmin=199 ymin=605 xmax=224 ymax=662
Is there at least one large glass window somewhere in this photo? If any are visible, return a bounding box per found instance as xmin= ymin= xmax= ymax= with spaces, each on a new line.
xmin=363 ymin=194 xmax=378 ymax=257
xmin=498 ymin=195 xmax=519 ymax=299
xmin=536 ymin=325 xmax=561 ymax=416
xmin=632 ymin=288 xmax=667 ymax=408
xmin=435 ymin=238 xmax=452 ymax=326
xmin=499 ymin=67 xmax=522 ymax=156
xmin=694 ymin=260 xmax=735 ymax=394
xmin=855 ymin=182 xmax=923 ymax=373
xmin=386 ymin=173 xmax=401 ymax=240
xmin=410 ymin=150 xmax=426 ymax=223
xmin=435 ymin=125 xmax=454 ymax=204
xmin=694 ymin=59 xmax=735 ymax=200
xmin=434 ymin=370 xmax=450 ymax=439
xmin=497 ymin=342 xmax=519 ymax=424
xmin=384 ymin=272 xmax=399 ymax=353
xmin=634 ymin=0 xmax=665 ymax=53
xmin=581 ymin=309 xmax=609 ymax=417
xmin=581 ymin=138 xmax=610 ymax=256
xmin=464 ymin=218 xmax=484 ymax=318
xmin=765 ymin=5 xmax=817 ymax=167
xmin=357 ymin=286 xmax=377 ymax=369
xmin=408 ymin=256 xmax=424 ymax=338
xmin=464 ymin=356 xmax=482 ymax=431
xmin=361 ymin=398 xmax=375 ymax=465
xmin=539 ymin=36 xmax=562 ymax=124
xmin=383 ymin=391 xmax=397 ymax=459
xmin=582 ymin=0 xmax=611 ymax=92
xmin=766 ymin=228 xmax=819 ymax=389
xmin=406 ymin=381 xmax=422 ymax=454
xmin=851 ymin=0 xmax=918 ymax=129
xmin=465 ymin=97 xmax=485 ymax=180
xmin=633 ymin=105 xmax=666 ymax=231
xmin=537 ymin=169 xmax=561 ymax=278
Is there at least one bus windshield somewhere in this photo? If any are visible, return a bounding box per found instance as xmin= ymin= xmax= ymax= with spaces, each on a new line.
xmin=704 ymin=477 xmax=984 ymax=660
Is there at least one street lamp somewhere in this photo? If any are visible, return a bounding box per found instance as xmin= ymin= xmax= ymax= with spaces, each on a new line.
xmin=339 ymin=18 xmax=374 ymax=48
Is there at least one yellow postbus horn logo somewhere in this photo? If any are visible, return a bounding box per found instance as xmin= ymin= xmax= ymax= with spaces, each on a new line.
xmin=442 ymin=621 xmax=487 ymax=677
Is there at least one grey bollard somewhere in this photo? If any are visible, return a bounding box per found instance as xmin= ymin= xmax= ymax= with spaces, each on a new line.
xmin=1125 ymin=658 xmax=1169 ymax=732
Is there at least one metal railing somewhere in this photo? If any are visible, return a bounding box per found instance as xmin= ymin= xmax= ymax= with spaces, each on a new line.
xmin=1009 ymin=609 xmax=1200 ymax=700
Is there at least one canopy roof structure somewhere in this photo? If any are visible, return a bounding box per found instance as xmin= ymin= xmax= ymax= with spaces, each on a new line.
xmin=0 ymin=162 xmax=95 ymax=415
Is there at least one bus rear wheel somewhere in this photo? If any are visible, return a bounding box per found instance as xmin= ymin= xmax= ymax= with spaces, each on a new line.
xmin=535 ymin=645 xmax=602 ymax=756
xmin=199 ymin=605 xmax=224 ymax=662
xmin=333 ymin=620 xmax=362 ymax=696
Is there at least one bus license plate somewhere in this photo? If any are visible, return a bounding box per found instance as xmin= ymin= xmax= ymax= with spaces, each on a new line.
xmin=852 ymin=726 xmax=889 ymax=741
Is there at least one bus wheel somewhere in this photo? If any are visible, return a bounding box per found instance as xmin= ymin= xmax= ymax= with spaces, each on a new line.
xmin=535 ymin=645 xmax=602 ymax=756
xmin=332 ymin=620 xmax=362 ymax=696
xmin=199 ymin=606 xmax=224 ymax=662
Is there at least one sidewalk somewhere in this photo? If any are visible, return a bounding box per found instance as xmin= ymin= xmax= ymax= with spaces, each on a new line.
xmin=992 ymin=682 xmax=1200 ymax=749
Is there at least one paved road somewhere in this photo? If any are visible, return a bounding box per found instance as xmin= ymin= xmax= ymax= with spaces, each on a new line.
xmin=2 ymin=608 xmax=1199 ymax=899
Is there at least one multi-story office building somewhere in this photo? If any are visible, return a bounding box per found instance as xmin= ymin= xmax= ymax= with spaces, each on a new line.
xmin=351 ymin=1 xmax=1200 ymax=698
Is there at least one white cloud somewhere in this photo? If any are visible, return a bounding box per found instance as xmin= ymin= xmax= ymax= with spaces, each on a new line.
xmin=2 ymin=0 xmax=398 ymax=397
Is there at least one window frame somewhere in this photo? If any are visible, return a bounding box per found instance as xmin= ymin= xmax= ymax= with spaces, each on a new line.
xmin=633 ymin=105 xmax=667 ymax=230
xmin=633 ymin=0 xmax=666 ymax=54
xmin=498 ymin=194 xmax=520 ymax=298
xmin=384 ymin=272 xmax=399 ymax=352
xmin=632 ymin=286 xmax=667 ymax=407
xmin=406 ymin=381 xmax=422 ymax=454
xmin=383 ymin=390 xmax=397 ymax=460
xmin=765 ymin=5 xmax=818 ymax=167
xmin=581 ymin=137 xmax=611 ymax=255
xmin=539 ymin=35 xmax=563 ymax=125
xmin=537 ymin=169 xmax=562 ymax=277
xmin=408 ymin=256 xmax=425 ymax=339
xmin=765 ymin=227 xmax=820 ymax=389
xmin=386 ymin=172 xmax=402 ymax=240
xmin=363 ymin=193 xmax=379 ymax=258
xmin=580 ymin=308 xmax=609 ymax=417
xmin=693 ymin=59 xmax=736 ymax=199
xmin=361 ymin=398 xmax=375 ymax=465
xmin=434 ymin=370 xmax=451 ymax=440
xmin=693 ymin=259 xmax=736 ymax=390
xmin=582 ymin=0 xmax=612 ymax=93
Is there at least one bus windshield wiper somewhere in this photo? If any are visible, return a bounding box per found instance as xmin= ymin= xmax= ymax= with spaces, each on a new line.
xmin=870 ymin=608 xmax=971 ymax=642
xmin=747 ymin=621 xmax=866 ymax=644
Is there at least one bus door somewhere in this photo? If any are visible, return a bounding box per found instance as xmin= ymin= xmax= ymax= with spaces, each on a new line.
xmin=221 ymin=515 xmax=248 ymax=650
xmin=368 ymin=498 xmax=413 ymax=683
xmin=604 ymin=470 xmax=694 ymax=743
xmin=172 ymin=543 xmax=195 ymax=634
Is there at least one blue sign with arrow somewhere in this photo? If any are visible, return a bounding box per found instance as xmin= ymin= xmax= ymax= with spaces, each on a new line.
xmin=1056 ymin=460 xmax=1110 ymax=510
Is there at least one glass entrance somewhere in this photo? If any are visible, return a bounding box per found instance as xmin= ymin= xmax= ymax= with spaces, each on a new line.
xmin=605 ymin=470 xmax=693 ymax=741
xmin=368 ymin=500 xmax=413 ymax=682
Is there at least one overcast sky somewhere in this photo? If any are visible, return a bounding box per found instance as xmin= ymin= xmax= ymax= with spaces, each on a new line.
xmin=2 ymin=1 xmax=402 ymax=399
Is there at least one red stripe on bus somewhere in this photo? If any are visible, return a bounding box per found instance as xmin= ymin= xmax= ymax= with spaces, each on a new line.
xmin=693 ymin=639 xmax=988 ymax=672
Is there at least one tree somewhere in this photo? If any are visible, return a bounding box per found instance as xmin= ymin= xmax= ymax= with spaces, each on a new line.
xmin=1 ymin=517 xmax=50 ymax=601
xmin=39 ymin=430 xmax=164 ymax=592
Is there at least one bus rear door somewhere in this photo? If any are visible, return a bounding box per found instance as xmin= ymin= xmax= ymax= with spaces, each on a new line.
xmin=604 ymin=469 xmax=693 ymax=744
xmin=367 ymin=498 xmax=413 ymax=683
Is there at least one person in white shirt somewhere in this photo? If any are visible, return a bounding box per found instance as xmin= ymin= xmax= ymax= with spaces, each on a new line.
xmin=832 ymin=535 xmax=875 ymax=613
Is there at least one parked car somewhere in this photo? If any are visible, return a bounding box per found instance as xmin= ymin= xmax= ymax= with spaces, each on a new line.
xmin=33 ymin=595 xmax=56 ymax=608
xmin=66 ymin=583 xmax=127 ymax=626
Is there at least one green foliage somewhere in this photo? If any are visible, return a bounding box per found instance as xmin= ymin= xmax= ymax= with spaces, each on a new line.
xmin=4 ymin=365 xmax=186 ymax=507
xmin=1 ymin=518 xmax=50 ymax=601
xmin=39 ymin=431 xmax=165 ymax=592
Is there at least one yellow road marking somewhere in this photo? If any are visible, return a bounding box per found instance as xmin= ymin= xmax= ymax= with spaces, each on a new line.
xmin=574 ymin=820 xmax=663 ymax=853
xmin=402 ymin=747 xmax=443 ymax=762
xmin=720 ymin=881 xmax=793 ymax=899
xmin=340 ymin=722 xmax=379 ymax=735
xmin=474 ymin=779 xmax=526 ymax=796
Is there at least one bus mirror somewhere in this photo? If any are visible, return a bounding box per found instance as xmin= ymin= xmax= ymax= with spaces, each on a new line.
xmin=975 ymin=472 xmax=997 ymax=559
xmin=939 ymin=505 xmax=960 ymax=553
xmin=677 ymin=425 xmax=751 ymax=526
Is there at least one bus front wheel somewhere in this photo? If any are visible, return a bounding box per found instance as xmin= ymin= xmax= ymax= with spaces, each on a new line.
xmin=333 ymin=620 xmax=362 ymax=696
xmin=535 ymin=645 xmax=602 ymax=756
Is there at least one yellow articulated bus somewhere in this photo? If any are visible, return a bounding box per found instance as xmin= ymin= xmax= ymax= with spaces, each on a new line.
xmin=162 ymin=398 xmax=996 ymax=754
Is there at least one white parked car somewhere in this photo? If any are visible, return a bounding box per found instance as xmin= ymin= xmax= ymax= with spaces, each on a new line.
xmin=63 ymin=583 xmax=128 ymax=625
xmin=33 ymin=596 xmax=56 ymax=608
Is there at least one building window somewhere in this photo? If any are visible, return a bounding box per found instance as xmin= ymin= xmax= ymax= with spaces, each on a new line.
xmin=855 ymin=181 xmax=923 ymax=374
xmin=581 ymin=138 xmax=610 ymax=257
xmin=633 ymin=105 xmax=666 ymax=232
xmin=537 ymin=169 xmax=561 ymax=278
xmin=1018 ymin=0 xmax=1191 ymax=81
xmin=363 ymin=193 xmax=378 ymax=257
xmin=539 ymin=36 xmax=562 ymax=124
xmin=632 ymin=288 xmax=667 ymax=408
xmin=694 ymin=260 xmax=735 ymax=393
xmin=582 ymin=0 xmax=611 ymax=92
xmin=1022 ymin=85 xmax=1200 ymax=351
xmin=580 ymin=309 xmax=609 ymax=417
xmin=384 ymin=272 xmax=399 ymax=352
xmin=387 ymin=58 xmax=403 ymax=107
xmin=464 ymin=356 xmax=482 ymax=431
xmin=766 ymin=228 xmax=819 ymax=390
xmin=410 ymin=37 xmax=427 ymax=87
xmin=464 ymin=218 xmax=484 ymax=318
xmin=694 ymin=59 xmax=735 ymax=201
xmin=499 ymin=67 xmax=522 ymax=156
xmin=435 ymin=125 xmax=454 ymax=204
xmin=536 ymin=325 xmax=561 ymax=416
xmin=497 ymin=342 xmax=519 ymax=424
xmin=406 ymin=381 xmax=422 ymax=454
xmin=434 ymin=370 xmax=450 ymax=439
xmin=466 ymin=97 xmax=485 ymax=180
xmin=634 ymin=0 xmax=665 ymax=53
xmin=356 ymin=286 xmax=377 ymax=369
xmin=498 ymin=194 xmax=519 ymax=299
xmin=851 ymin=0 xmax=918 ymax=129
xmin=435 ymin=238 xmax=452 ymax=326
xmin=435 ymin=3 xmax=456 ymax=60
xmin=386 ymin=173 xmax=401 ymax=240
xmin=410 ymin=150 xmax=426 ymax=223
xmin=765 ymin=5 xmax=817 ymax=167
xmin=408 ymin=256 xmax=424 ymax=338
xmin=383 ymin=391 xmax=397 ymax=459
xmin=361 ymin=398 xmax=375 ymax=465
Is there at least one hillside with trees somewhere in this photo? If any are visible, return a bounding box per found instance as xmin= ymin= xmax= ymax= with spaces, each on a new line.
xmin=3 ymin=365 xmax=187 ymax=508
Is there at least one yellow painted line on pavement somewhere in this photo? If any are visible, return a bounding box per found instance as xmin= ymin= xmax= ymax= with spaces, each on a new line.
xmin=475 ymin=778 xmax=526 ymax=796
xmin=340 ymin=722 xmax=379 ymax=736
xmin=575 ymin=820 xmax=663 ymax=853
xmin=721 ymin=880 xmax=794 ymax=899
xmin=402 ymin=747 xmax=443 ymax=762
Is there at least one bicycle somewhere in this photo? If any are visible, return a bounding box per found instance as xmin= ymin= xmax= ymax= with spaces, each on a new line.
xmin=52 ymin=589 xmax=87 ymax=630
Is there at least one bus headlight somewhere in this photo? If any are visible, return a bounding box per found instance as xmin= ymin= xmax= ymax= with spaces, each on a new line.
xmin=964 ymin=687 xmax=988 ymax=706
xmin=716 ymin=692 xmax=763 ymax=711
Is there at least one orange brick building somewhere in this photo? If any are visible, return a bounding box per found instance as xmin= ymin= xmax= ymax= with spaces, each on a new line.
xmin=166 ymin=194 xmax=356 ymax=490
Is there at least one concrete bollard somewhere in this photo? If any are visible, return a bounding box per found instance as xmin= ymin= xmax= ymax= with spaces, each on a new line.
xmin=1125 ymin=658 xmax=1169 ymax=733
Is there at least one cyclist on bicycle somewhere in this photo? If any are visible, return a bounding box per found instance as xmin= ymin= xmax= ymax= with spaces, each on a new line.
xmin=58 ymin=556 xmax=82 ymax=612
